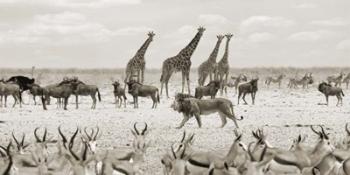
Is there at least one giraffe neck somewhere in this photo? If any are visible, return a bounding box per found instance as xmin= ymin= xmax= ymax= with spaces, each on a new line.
xmin=135 ymin=36 xmax=153 ymax=58
xmin=178 ymin=31 xmax=203 ymax=59
xmin=208 ymin=39 xmax=223 ymax=62
xmin=220 ymin=39 xmax=230 ymax=63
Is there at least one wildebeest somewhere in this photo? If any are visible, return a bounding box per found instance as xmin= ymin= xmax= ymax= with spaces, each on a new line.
xmin=28 ymin=83 xmax=44 ymax=105
xmin=112 ymin=81 xmax=127 ymax=108
xmin=194 ymin=80 xmax=220 ymax=99
xmin=288 ymin=73 xmax=314 ymax=89
xmin=42 ymin=81 xmax=78 ymax=110
xmin=71 ymin=80 xmax=101 ymax=109
xmin=127 ymin=80 xmax=160 ymax=108
xmin=238 ymin=78 xmax=259 ymax=105
xmin=6 ymin=75 xmax=35 ymax=92
xmin=265 ymin=74 xmax=285 ymax=88
xmin=343 ymin=73 xmax=350 ymax=89
xmin=327 ymin=72 xmax=345 ymax=87
xmin=0 ymin=81 xmax=22 ymax=108
xmin=318 ymin=82 xmax=345 ymax=106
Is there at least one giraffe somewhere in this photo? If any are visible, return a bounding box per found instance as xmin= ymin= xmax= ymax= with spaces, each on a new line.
xmin=197 ymin=35 xmax=225 ymax=86
xmin=160 ymin=26 xmax=205 ymax=97
xmin=124 ymin=31 xmax=155 ymax=88
xmin=217 ymin=34 xmax=233 ymax=94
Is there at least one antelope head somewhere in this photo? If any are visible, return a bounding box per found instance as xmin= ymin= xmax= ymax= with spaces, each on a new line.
xmin=0 ymin=142 xmax=16 ymax=175
xmin=310 ymin=125 xmax=335 ymax=159
xmin=81 ymin=126 xmax=100 ymax=154
xmin=242 ymin=142 xmax=271 ymax=175
xmin=34 ymin=127 xmax=56 ymax=156
xmin=65 ymin=136 xmax=95 ymax=175
xmin=169 ymin=143 xmax=188 ymax=175
xmin=226 ymin=129 xmax=247 ymax=167
xmin=12 ymin=132 xmax=30 ymax=155
xmin=131 ymin=122 xmax=149 ymax=162
xmin=289 ymin=134 xmax=308 ymax=151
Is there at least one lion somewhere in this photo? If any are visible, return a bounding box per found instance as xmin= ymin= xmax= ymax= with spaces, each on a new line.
xmin=171 ymin=96 xmax=243 ymax=129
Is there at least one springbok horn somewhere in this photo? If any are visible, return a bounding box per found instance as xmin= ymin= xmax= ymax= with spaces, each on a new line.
xmin=82 ymin=142 xmax=88 ymax=161
xmin=12 ymin=132 xmax=20 ymax=148
xmin=43 ymin=128 xmax=47 ymax=142
xmin=134 ymin=123 xmax=140 ymax=135
xmin=68 ymin=142 xmax=80 ymax=161
xmin=34 ymin=127 xmax=42 ymax=142
xmin=259 ymin=144 xmax=267 ymax=162
xmin=180 ymin=144 xmax=186 ymax=159
xmin=310 ymin=125 xmax=321 ymax=136
xmin=345 ymin=123 xmax=350 ymax=136
xmin=247 ymin=142 xmax=256 ymax=161
xmin=93 ymin=126 xmax=100 ymax=141
xmin=84 ymin=127 xmax=92 ymax=140
xmin=171 ymin=144 xmax=177 ymax=159
xmin=21 ymin=133 xmax=25 ymax=146
xmin=58 ymin=126 xmax=67 ymax=144
xmin=70 ymin=127 xmax=79 ymax=147
xmin=181 ymin=131 xmax=186 ymax=143
xmin=320 ymin=126 xmax=329 ymax=139
xmin=141 ymin=123 xmax=148 ymax=135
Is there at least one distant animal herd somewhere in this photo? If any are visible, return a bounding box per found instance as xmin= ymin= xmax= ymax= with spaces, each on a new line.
xmin=0 ymin=27 xmax=349 ymax=128
xmin=1 ymin=27 xmax=350 ymax=175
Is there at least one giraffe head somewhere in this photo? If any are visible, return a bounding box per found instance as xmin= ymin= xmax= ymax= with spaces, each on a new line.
xmin=225 ymin=33 xmax=233 ymax=40
xmin=148 ymin=31 xmax=155 ymax=40
xmin=197 ymin=26 xmax=206 ymax=34
xmin=217 ymin=35 xmax=225 ymax=41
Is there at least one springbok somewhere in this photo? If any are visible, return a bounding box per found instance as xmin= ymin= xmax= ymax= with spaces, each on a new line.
xmin=0 ymin=142 xmax=15 ymax=175
xmin=265 ymin=74 xmax=285 ymax=88
xmin=0 ymin=81 xmax=22 ymax=108
xmin=327 ymin=72 xmax=345 ymax=87
xmin=238 ymin=78 xmax=258 ymax=105
xmin=112 ymin=81 xmax=127 ymax=108
xmin=318 ymin=82 xmax=345 ymax=106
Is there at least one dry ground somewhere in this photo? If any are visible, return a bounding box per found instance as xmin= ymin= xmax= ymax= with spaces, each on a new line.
xmin=0 ymin=69 xmax=349 ymax=174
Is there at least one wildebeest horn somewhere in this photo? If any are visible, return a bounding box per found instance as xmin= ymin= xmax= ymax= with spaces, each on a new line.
xmin=141 ymin=123 xmax=147 ymax=135
xmin=133 ymin=123 xmax=140 ymax=135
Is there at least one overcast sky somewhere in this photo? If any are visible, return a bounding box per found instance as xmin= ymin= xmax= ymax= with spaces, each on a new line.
xmin=0 ymin=0 xmax=349 ymax=68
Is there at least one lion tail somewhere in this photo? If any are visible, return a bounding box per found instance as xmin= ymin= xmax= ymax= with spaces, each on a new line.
xmin=231 ymin=103 xmax=243 ymax=121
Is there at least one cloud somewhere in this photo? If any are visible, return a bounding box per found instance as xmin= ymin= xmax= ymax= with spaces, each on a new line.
xmin=247 ymin=32 xmax=275 ymax=43
xmin=294 ymin=3 xmax=317 ymax=9
xmin=336 ymin=40 xmax=350 ymax=50
xmin=0 ymin=0 xmax=141 ymax=8
xmin=240 ymin=16 xmax=295 ymax=33
xmin=310 ymin=18 xmax=348 ymax=27
xmin=288 ymin=30 xmax=335 ymax=41
xmin=198 ymin=14 xmax=229 ymax=25
xmin=0 ymin=11 xmax=151 ymax=45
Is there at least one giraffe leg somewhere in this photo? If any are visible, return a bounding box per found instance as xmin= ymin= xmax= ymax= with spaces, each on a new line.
xmin=136 ymin=70 xmax=140 ymax=83
xmin=224 ymin=73 xmax=228 ymax=94
xmin=181 ymin=71 xmax=185 ymax=93
xmin=186 ymin=71 xmax=191 ymax=94
xmin=141 ymin=67 xmax=145 ymax=84
xmin=165 ymin=73 xmax=172 ymax=98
